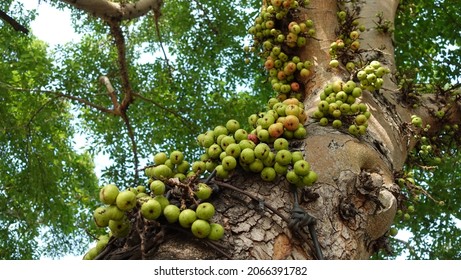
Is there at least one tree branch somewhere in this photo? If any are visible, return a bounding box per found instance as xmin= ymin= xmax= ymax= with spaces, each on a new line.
xmin=99 ymin=75 xmax=119 ymax=110
xmin=132 ymin=92 xmax=199 ymax=131
xmin=191 ymin=0 xmax=219 ymax=35
xmin=59 ymin=0 xmax=161 ymax=21
xmin=25 ymin=97 xmax=57 ymax=129
xmin=101 ymin=20 xmax=139 ymax=182
xmin=108 ymin=21 xmax=134 ymax=113
xmin=52 ymin=90 xmax=117 ymax=115
xmin=120 ymin=111 xmax=139 ymax=184
xmin=151 ymin=1 xmax=171 ymax=72
xmin=0 ymin=9 xmax=28 ymax=34
xmin=97 ymin=75 xmax=139 ymax=180
xmin=0 ymin=83 xmax=116 ymax=115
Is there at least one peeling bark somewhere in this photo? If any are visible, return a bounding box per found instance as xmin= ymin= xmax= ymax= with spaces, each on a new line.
xmin=60 ymin=0 xmax=162 ymax=21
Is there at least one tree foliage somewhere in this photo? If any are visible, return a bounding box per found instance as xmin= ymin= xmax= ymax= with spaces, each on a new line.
xmin=0 ymin=1 xmax=99 ymax=259
xmin=374 ymin=0 xmax=461 ymax=260
xmin=395 ymin=0 xmax=461 ymax=85
xmin=0 ymin=0 xmax=460 ymax=259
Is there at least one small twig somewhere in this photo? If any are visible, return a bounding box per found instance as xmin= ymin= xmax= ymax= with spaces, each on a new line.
xmin=211 ymin=180 xmax=290 ymax=225
xmin=83 ymin=227 xmax=99 ymax=241
xmin=23 ymin=97 xmax=57 ymax=129
xmin=132 ymin=92 xmax=199 ymax=131
xmin=166 ymin=177 xmax=198 ymax=207
xmin=52 ymin=91 xmax=116 ymax=114
xmin=1 ymin=85 xmax=116 ymax=115
xmin=390 ymin=236 xmax=416 ymax=257
xmin=201 ymin=240 xmax=233 ymax=259
xmin=191 ymin=0 xmax=219 ymax=35
xmin=405 ymin=181 xmax=442 ymax=204
xmin=120 ymin=111 xmax=139 ymax=183
xmin=204 ymin=169 xmax=217 ymax=184
xmin=151 ymin=1 xmax=171 ymax=71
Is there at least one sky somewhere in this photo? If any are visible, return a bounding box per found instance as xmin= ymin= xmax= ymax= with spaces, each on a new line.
xmin=20 ymin=0 xmax=80 ymax=46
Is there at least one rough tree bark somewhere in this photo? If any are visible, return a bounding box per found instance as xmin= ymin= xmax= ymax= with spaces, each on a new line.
xmin=145 ymin=0 xmax=404 ymax=260
xmin=66 ymin=0 xmax=459 ymax=260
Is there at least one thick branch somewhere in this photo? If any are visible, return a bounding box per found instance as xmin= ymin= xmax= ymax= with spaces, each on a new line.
xmin=99 ymin=75 xmax=119 ymax=110
xmin=108 ymin=21 xmax=133 ymax=113
xmin=59 ymin=0 xmax=161 ymax=21
xmin=0 ymin=9 xmax=28 ymax=34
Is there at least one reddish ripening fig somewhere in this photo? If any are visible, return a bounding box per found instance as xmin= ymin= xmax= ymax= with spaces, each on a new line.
xmin=291 ymin=82 xmax=300 ymax=92
xmin=247 ymin=133 xmax=259 ymax=144
xmin=268 ymin=122 xmax=284 ymax=138
xmin=283 ymin=115 xmax=300 ymax=131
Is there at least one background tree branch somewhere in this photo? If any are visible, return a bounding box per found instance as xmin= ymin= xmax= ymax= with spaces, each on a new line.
xmin=0 ymin=9 xmax=28 ymax=34
xmin=59 ymin=0 xmax=162 ymax=21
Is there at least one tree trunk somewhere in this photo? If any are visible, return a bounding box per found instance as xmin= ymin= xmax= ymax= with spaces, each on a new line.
xmin=92 ymin=0 xmax=422 ymax=260
xmin=150 ymin=0 xmax=402 ymax=260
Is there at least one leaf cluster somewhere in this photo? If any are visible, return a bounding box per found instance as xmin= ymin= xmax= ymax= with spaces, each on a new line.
xmin=374 ymin=151 xmax=461 ymax=259
xmin=0 ymin=1 xmax=99 ymax=259
xmin=395 ymin=0 xmax=461 ymax=84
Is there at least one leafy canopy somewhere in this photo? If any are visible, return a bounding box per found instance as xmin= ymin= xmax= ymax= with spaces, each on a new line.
xmin=0 ymin=0 xmax=98 ymax=259
xmin=375 ymin=0 xmax=461 ymax=259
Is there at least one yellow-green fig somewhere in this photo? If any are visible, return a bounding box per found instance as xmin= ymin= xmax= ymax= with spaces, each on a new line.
xmin=149 ymin=180 xmax=166 ymax=196
xmin=195 ymin=202 xmax=215 ymax=220
xmin=163 ymin=204 xmax=181 ymax=223
xmin=194 ymin=183 xmax=212 ymax=200
xmin=179 ymin=209 xmax=197 ymax=228
xmin=191 ymin=219 xmax=211 ymax=239
xmin=115 ymin=190 xmax=137 ymax=212
xmin=99 ymin=184 xmax=119 ymax=205
xmin=208 ymin=223 xmax=225 ymax=240
xmin=141 ymin=199 xmax=162 ymax=220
